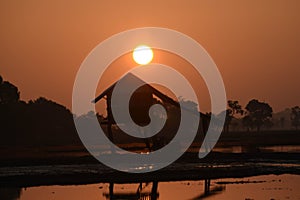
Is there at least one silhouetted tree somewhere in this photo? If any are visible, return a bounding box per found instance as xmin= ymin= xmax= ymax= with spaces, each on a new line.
xmin=280 ymin=117 xmax=285 ymax=128
xmin=0 ymin=76 xmax=22 ymax=145
xmin=244 ymin=99 xmax=273 ymax=132
xmin=26 ymin=97 xmax=80 ymax=145
xmin=224 ymin=100 xmax=244 ymax=133
xmin=228 ymin=100 xmax=244 ymax=116
xmin=242 ymin=115 xmax=253 ymax=132
xmin=223 ymin=109 xmax=232 ymax=133
xmin=291 ymin=106 xmax=300 ymax=130
xmin=0 ymin=76 xmax=20 ymax=104
xmin=0 ymin=76 xmax=85 ymax=161
xmin=0 ymin=93 xmax=81 ymax=147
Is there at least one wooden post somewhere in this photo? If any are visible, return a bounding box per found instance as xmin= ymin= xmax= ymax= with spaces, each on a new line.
xmin=151 ymin=181 xmax=158 ymax=200
xmin=137 ymin=182 xmax=142 ymax=194
xmin=109 ymin=182 xmax=114 ymax=198
xmin=204 ymin=179 xmax=210 ymax=195
xmin=106 ymin=95 xmax=114 ymax=143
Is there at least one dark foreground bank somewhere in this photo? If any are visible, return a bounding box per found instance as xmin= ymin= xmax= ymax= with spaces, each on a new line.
xmin=0 ymin=151 xmax=299 ymax=187
xmin=0 ymin=130 xmax=299 ymax=187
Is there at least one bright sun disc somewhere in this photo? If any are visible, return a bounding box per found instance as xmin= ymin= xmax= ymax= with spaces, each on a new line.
xmin=133 ymin=45 xmax=153 ymax=65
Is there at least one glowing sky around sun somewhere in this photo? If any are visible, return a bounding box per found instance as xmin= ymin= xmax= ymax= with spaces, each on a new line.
xmin=0 ymin=0 xmax=299 ymax=113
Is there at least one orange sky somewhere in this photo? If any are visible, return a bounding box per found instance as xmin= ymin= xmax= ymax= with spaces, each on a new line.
xmin=0 ymin=0 xmax=300 ymax=113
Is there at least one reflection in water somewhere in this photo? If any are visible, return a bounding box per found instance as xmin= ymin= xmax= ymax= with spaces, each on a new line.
xmin=102 ymin=179 xmax=224 ymax=200
xmin=14 ymin=174 xmax=300 ymax=200
xmin=0 ymin=188 xmax=21 ymax=200
xmin=103 ymin=182 xmax=159 ymax=200
xmin=103 ymin=179 xmax=225 ymax=200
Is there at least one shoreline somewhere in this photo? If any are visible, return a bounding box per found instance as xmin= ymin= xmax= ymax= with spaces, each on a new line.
xmin=0 ymin=151 xmax=299 ymax=187
xmin=0 ymin=130 xmax=299 ymax=187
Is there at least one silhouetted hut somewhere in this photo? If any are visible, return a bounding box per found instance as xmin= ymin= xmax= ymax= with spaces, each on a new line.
xmin=92 ymin=73 xmax=209 ymax=150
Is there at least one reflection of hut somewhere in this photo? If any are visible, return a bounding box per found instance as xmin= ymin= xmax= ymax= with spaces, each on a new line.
xmin=103 ymin=179 xmax=224 ymax=200
xmin=103 ymin=182 xmax=159 ymax=200
xmin=92 ymin=73 xmax=209 ymax=150
xmin=190 ymin=179 xmax=226 ymax=199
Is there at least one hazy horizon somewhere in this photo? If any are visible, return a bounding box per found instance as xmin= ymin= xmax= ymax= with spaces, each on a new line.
xmin=1 ymin=0 xmax=300 ymax=113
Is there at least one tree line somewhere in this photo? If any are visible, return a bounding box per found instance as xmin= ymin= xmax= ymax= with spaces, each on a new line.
xmin=223 ymin=99 xmax=300 ymax=132
xmin=0 ymin=74 xmax=299 ymax=148
xmin=0 ymin=75 xmax=81 ymax=146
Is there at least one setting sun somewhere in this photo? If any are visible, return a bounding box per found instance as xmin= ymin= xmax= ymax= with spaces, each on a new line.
xmin=132 ymin=45 xmax=153 ymax=65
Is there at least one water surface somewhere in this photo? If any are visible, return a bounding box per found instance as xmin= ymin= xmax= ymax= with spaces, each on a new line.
xmin=9 ymin=174 xmax=299 ymax=200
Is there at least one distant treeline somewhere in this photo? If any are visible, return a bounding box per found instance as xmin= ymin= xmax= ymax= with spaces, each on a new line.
xmin=0 ymin=75 xmax=299 ymax=147
xmin=222 ymin=99 xmax=300 ymax=133
xmin=0 ymin=76 xmax=81 ymax=146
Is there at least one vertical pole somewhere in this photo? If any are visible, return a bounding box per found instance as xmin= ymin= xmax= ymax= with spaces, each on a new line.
xmin=151 ymin=181 xmax=158 ymax=200
xmin=208 ymin=179 xmax=210 ymax=192
xmin=137 ymin=182 xmax=142 ymax=194
xmin=109 ymin=183 xmax=114 ymax=199
xmin=204 ymin=179 xmax=210 ymax=195
xmin=204 ymin=179 xmax=207 ymax=194
xmin=106 ymin=95 xmax=114 ymax=143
